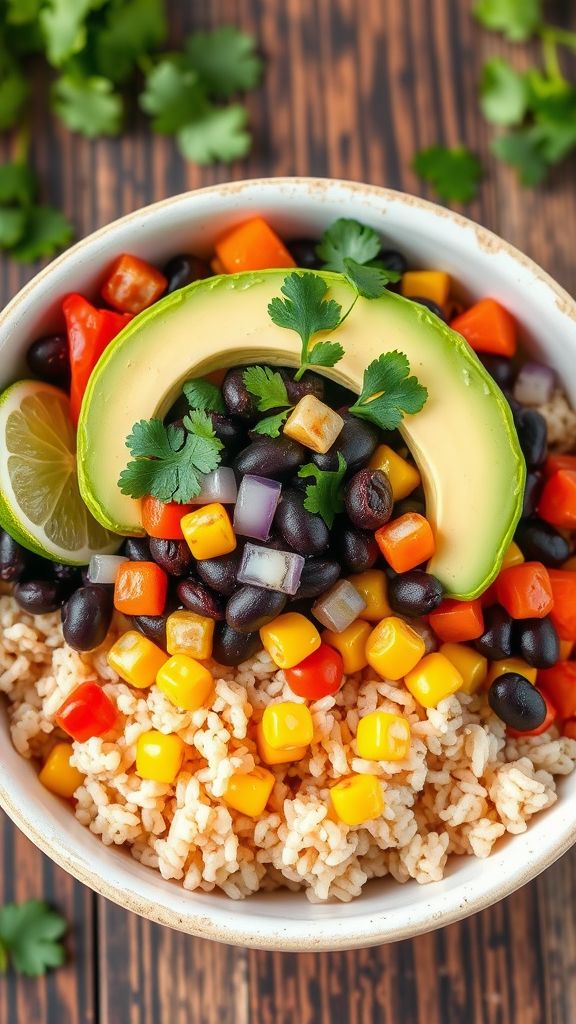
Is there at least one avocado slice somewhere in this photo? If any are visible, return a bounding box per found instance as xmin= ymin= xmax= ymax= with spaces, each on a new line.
xmin=78 ymin=269 xmax=525 ymax=599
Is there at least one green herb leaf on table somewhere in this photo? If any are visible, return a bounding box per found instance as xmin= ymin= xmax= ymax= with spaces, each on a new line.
xmin=5 ymin=0 xmax=44 ymax=24
xmin=0 ymin=207 xmax=26 ymax=249
xmin=298 ymin=452 xmax=347 ymax=529
xmin=0 ymin=162 xmax=36 ymax=205
xmin=0 ymin=66 xmax=29 ymax=131
xmin=52 ymin=74 xmax=123 ymax=137
xmin=177 ymin=104 xmax=251 ymax=165
xmin=185 ymin=26 xmax=263 ymax=98
xmin=412 ymin=145 xmax=483 ymax=203
xmin=473 ymin=0 xmax=542 ymax=42
xmin=183 ymin=378 xmax=226 ymax=414
xmin=242 ymin=366 xmax=291 ymax=411
xmin=39 ymin=0 xmax=98 ymax=68
xmin=0 ymin=900 xmax=67 ymax=977
xmin=140 ymin=61 xmax=205 ymax=135
xmin=10 ymin=205 xmax=73 ymax=262
xmin=93 ymin=0 xmax=167 ymax=84
xmin=268 ymin=272 xmax=343 ymax=380
xmin=349 ymin=351 xmax=428 ymax=432
xmin=316 ymin=218 xmax=381 ymax=273
xmin=119 ymin=413 xmax=223 ymax=504
xmin=480 ymin=57 xmax=528 ymax=126
xmin=341 ymin=258 xmax=400 ymax=299
xmin=490 ymin=130 xmax=549 ymax=186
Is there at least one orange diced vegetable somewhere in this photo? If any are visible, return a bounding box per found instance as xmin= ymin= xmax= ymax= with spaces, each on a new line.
xmin=537 ymin=471 xmax=576 ymax=529
xmin=451 ymin=298 xmax=517 ymax=357
xmin=544 ymin=453 xmax=576 ymax=477
xmin=114 ymin=561 xmax=167 ymax=616
xmin=495 ymin=562 xmax=553 ymax=619
xmin=141 ymin=496 xmax=194 ymax=540
xmin=374 ymin=513 xmax=435 ymax=573
xmin=559 ymin=640 xmax=574 ymax=661
xmin=428 ymin=599 xmax=484 ymax=643
xmin=538 ymin=662 xmax=576 ymax=720
xmin=563 ymin=719 xmax=576 ymax=740
xmin=101 ymin=254 xmax=167 ymax=314
xmin=507 ymin=689 xmax=556 ymax=738
xmin=547 ymin=569 xmax=576 ymax=641
xmin=214 ymin=217 xmax=296 ymax=274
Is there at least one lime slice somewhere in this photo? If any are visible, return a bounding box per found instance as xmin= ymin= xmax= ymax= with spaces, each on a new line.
xmin=0 ymin=380 xmax=122 ymax=565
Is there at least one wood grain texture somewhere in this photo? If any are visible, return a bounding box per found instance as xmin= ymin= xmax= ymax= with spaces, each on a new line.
xmin=1 ymin=1 xmax=576 ymax=1022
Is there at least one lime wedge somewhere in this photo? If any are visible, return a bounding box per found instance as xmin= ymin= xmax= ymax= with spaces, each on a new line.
xmin=0 ymin=380 xmax=122 ymax=564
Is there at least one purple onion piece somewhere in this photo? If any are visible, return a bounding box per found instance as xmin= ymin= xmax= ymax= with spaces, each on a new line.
xmin=188 ymin=467 xmax=238 ymax=505
xmin=513 ymin=362 xmax=556 ymax=407
xmin=311 ymin=579 xmax=367 ymax=632
xmin=237 ymin=543 xmax=305 ymax=595
xmin=233 ymin=474 xmax=282 ymax=541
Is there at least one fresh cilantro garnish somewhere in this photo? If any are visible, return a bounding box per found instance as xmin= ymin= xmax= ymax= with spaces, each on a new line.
xmin=480 ymin=58 xmax=528 ymax=125
xmin=52 ymin=75 xmax=123 ymax=137
xmin=93 ymin=0 xmax=167 ymax=84
xmin=251 ymin=411 xmax=291 ymax=438
xmin=491 ymin=129 xmax=549 ymax=185
xmin=348 ymin=351 xmax=428 ymax=431
xmin=412 ymin=146 xmax=484 ymax=203
xmin=298 ymin=452 xmax=347 ymax=528
xmin=10 ymin=205 xmax=73 ymax=262
xmin=341 ymin=258 xmax=400 ymax=299
xmin=118 ymin=410 xmax=223 ymax=503
xmin=184 ymin=26 xmax=264 ymax=98
xmin=183 ymin=378 xmax=226 ymax=414
xmin=268 ymin=273 xmax=344 ymax=381
xmin=473 ymin=0 xmax=542 ymax=42
xmin=242 ymin=366 xmax=291 ymax=411
xmin=140 ymin=61 xmax=205 ymax=134
xmin=177 ymin=104 xmax=251 ymax=165
xmin=0 ymin=900 xmax=67 ymax=977
xmin=316 ymin=218 xmax=381 ymax=272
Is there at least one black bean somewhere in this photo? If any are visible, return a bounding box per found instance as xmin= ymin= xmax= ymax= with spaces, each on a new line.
xmin=196 ymin=548 xmax=244 ymax=596
xmin=176 ymin=578 xmax=225 ymax=620
xmin=51 ymin=562 xmax=84 ymax=587
xmin=522 ymin=471 xmax=544 ymax=519
xmin=226 ymin=585 xmax=287 ymax=633
xmin=345 ymin=469 xmax=393 ymax=530
xmin=411 ymin=296 xmax=446 ymax=321
xmin=378 ymin=249 xmax=407 ymax=276
xmin=515 ymin=519 xmax=570 ymax=567
xmin=26 ymin=334 xmax=70 ymax=389
xmin=0 ymin=530 xmax=28 ymax=582
xmin=149 ymin=538 xmax=193 ymax=577
xmin=474 ymin=606 xmax=513 ymax=660
xmin=332 ymin=524 xmax=379 ymax=573
xmin=208 ymin=412 xmax=247 ymax=459
xmin=123 ymin=537 xmax=152 ymax=561
xmin=321 ymin=379 xmax=358 ymax=410
xmin=287 ymin=238 xmax=322 ymax=269
xmin=274 ymin=488 xmax=329 ymax=556
xmin=163 ymin=254 xmax=211 ymax=293
xmin=222 ymin=367 xmax=259 ymax=421
xmin=312 ymin=414 xmax=379 ymax=475
xmin=479 ymin=355 xmax=515 ymax=389
xmin=14 ymin=579 xmax=66 ymax=614
xmin=212 ymin=622 xmax=263 ymax=666
xmin=61 ymin=585 xmax=113 ymax=651
xmin=388 ymin=570 xmax=444 ymax=617
xmin=514 ymin=408 xmax=548 ymax=468
xmin=132 ymin=614 xmax=168 ymax=650
xmin=516 ymin=617 xmax=560 ymax=669
xmin=233 ymin=437 xmax=306 ymax=480
xmin=488 ymin=673 xmax=547 ymax=732
xmin=278 ymin=368 xmax=324 ymax=405
xmin=294 ymin=558 xmax=341 ymax=600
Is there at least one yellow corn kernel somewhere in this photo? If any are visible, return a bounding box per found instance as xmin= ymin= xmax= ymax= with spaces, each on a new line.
xmin=136 ymin=731 xmax=185 ymax=783
xmin=366 ymin=616 xmax=425 ymax=681
xmin=156 ymin=654 xmax=214 ymax=710
xmin=260 ymin=612 xmax=321 ymax=669
xmin=223 ymin=766 xmax=275 ymax=816
xmin=563 ymin=556 xmax=576 ymax=572
xmin=283 ymin=395 xmax=344 ymax=454
xmin=486 ymin=657 xmax=537 ymax=686
xmin=256 ymin=721 xmax=307 ymax=765
xmin=404 ymin=652 xmax=464 ymax=708
xmin=261 ymin=701 xmax=314 ymax=750
xmin=559 ymin=639 xmax=574 ymax=661
xmin=401 ymin=270 xmax=450 ymax=308
xmin=322 ymin=620 xmax=372 ymax=674
xmin=348 ymin=570 xmax=392 ymax=622
xmin=368 ymin=445 xmax=421 ymax=501
xmin=440 ymin=642 xmax=488 ymax=696
xmin=356 ymin=711 xmax=411 ymax=761
xmin=180 ymin=502 xmax=236 ymax=560
xmin=330 ymin=773 xmax=384 ymax=825
xmin=39 ymin=743 xmax=84 ymax=799
xmin=501 ymin=542 xmax=525 ymax=570
xmin=166 ymin=610 xmax=215 ymax=660
xmin=107 ymin=630 xmax=167 ymax=689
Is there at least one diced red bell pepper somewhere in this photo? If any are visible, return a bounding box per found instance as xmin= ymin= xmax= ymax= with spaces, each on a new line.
xmin=101 ymin=254 xmax=167 ymax=314
xmin=537 ymin=470 xmax=576 ymax=529
xmin=563 ymin=719 xmax=576 ymax=740
xmin=428 ymin=599 xmax=484 ymax=642
xmin=538 ymin=662 xmax=576 ymax=720
xmin=451 ymin=298 xmax=517 ymax=357
xmin=284 ymin=644 xmax=344 ymax=700
xmin=141 ymin=496 xmax=194 ymax=540
xmin=544 ymin=453 xmax=576 ymax=478
xmin=547 ymin=569 xmax=576 ymax=641
xmin=507 ymin=688 xmax=557 ymax=738
xmin=63 ymin=294 xmax=132 ymax=424
xmin=495 ymin=561 xmax=554 ymax=619
xmin=55 ymin=681 xmax=118 ymax=742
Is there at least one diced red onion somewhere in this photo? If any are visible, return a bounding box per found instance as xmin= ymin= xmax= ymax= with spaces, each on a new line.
xmin=189 ymin=467 xmax=238 ymax=505
xmin=233 ymin=475 xmax=282 ymax=540
xmin=311 ymin=580 xmax=367 ymax=632
xmin=88 ymin=554 xmax=128 ymax=585
xmin=237 ymin=543 xmax=305 ymax=595
xmin=513 ymin=362 xmax=557 ymax=407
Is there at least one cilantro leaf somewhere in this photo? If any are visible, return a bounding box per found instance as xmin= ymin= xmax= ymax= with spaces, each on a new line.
xmin=349 ymin=351 xmax=428 ymax=431
xmin=0 ymin=207 xmax=26 ymax=248
xmin=268 ymin=272 xmax=342 ymax=379
xmin=298 ymin=453 xmax=347 ymax=528
xmin=0 ymin=162 xmax=36 ymax=205
xmin=480 ymin=58 xmax=528 ymax=126
xmin=40 ymin=0 xmax=98 ymax=67
xmin=185 ymin=27 xmax=263 ymax=99
xmin=94 ymin=0 xmax=167 ymax=84
xmin=342 ymin=258 xmax=400 ymax=299
xmin=242 ymin=365 xmax=291 ymax=411
xmin=316 ymin=218 xmax=381 ymax=272
xmin=140 ymin=60 xmax=205 ymax=135
xmin=412 ymin=146 xmax=483 ymax=203
xmin=183 ymin=378 xmax=226 ymax=414
xmin=176 ymin=104 xmax=251 ymax=164
xmin=52 ymin=75 xmax=123 ymax=137
xmin=0 ymin=66 xmax=29 ymax=131
xmin=307 ymin=339 xmax=345 ymax=369
xmin=525 ymin=75 xmax=576 ymax=162
xmin=119 ymin=413 xmax=223 ymax=503
xmin=10 ymin=205 xmax=73 ymax=262
xmin=474 ymin=0 xmax=542 ymax=42
xmin=250 ymin=410 xmax=291 ymax=438
xmin=5 ymin=0 xmax=43 ymax=23
xmin=0 ymin=900 xmax=66 ymax=977
xmin=490 ymin=130 xmax=548 ymax=185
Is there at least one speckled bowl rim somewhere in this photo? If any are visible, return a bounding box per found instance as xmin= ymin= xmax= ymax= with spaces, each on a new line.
xmin=1 ymin=177 xmax=575 ymax=951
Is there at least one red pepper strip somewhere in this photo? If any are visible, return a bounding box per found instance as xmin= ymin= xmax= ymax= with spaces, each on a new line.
xmin=63 ymin=294 xmax=132 ymax=425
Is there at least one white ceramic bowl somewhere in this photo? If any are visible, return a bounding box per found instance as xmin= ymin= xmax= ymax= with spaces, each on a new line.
xmin=1 ymin=178 xmax=575 ymax=951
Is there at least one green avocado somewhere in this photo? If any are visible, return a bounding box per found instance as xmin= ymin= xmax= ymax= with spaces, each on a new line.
xmin=77 ymin=269 xmax=525 ymax=599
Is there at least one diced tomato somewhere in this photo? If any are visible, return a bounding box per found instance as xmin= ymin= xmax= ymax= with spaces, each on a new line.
xmin=141 ymin=496 xmax=194 ymax=540
xmin=538 ymin=662 xmax=576 ymax=720
xmin=544 ymin=453 xmax=576 ymax=478
xmin=495 ymin=562 xmax=554 ymax=619
xmin=563 ymin=719 xmax=576 ymax=740
xmin=451 ymin=298 xmax=517 ymax=357
xmin=547 ymin=570 xmax=576 ymax=641
xmin=537 ymin=470 xmax=576 ymax=529
xmin=284 ymin=644 xmax=344 ymax=700
xmin=55 ymin=681 xmax=118 ymax=742
xmin=63 ymin=294 xmax=132 ymax=424
xmin=101 ymin=254 xmax=167 ymax=314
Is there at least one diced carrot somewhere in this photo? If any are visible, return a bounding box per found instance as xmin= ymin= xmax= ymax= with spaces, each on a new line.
xmin=537 ymin=470 xmax=576 ymax=529
xmin=374 ymin=513 xmax=435 ymax=573
xmin=507 ymin=689 xmax=556 ymax=738
xmin=214 ymin=217 xmax=297 ymax=274
xmin=544 ymin=453 xmax=576 ymax=478
xmin=538 ymin=662 xmax=576 ymax=720
xmin=559 ymin=640 xmax=574 ymax=661
xmin=451 ymin=298 xmax=517 ymax=357
xmin=563 ymin=719 xmax=576 ymax=740
xmin=495 ymin=561 xmax=554 ymax=619
xmin=114 ymin=562 xmax=168 ymax=616
xmin=141 ymin=496 xmax=194 ymax=540
xmin=547 ymin=569 xmax=576 ymax=641
xmin=563 ymin=557 xmax=576 ymax=572
xmin=428 ymin=599 xmax=484 ymax=643
xmin=101 ymin=254 xmax=167 ymax=314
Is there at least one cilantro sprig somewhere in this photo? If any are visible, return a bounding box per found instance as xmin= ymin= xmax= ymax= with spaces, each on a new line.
xmin=412 ymin=146 xmax=484 ymax=203
xmin=183 ymin=378 xmax=226 ymax=414
xmin=268 ymin=274 xmax=344 ymax=381
xmin=242 ymin=366 xmax=293 ymax=437
xmin=0 ymin=161 xmax=73 ymax=262
xmin=0 ymin=900 xmax=67 ymax=977
xmin=316 ymin=219 xmax=401 ymax=298
xmin=298 ymin=453 xmax=347 ymax=528
xmin=348 ymin=351 xmax=428 ymax=432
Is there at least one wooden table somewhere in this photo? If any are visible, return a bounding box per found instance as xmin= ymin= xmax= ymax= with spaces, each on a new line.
xmin=1 ymin=2 xmax=575 ymax=1021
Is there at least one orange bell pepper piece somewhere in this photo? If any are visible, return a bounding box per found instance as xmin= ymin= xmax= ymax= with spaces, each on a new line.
xmin=544 ymin=453 xmax=576 ymax=478
xmin=538 ymin=662 xmax=576 ymax=720
xmin=428 ymin=599 xmax=484 ymax=642
xmin=451 ymin=298 xmax=517 ymax=357
xmin=214 ymin=217 xmax=297 ymax=274
xmin=547 ymin=569 xmax=576 ymax=641
xmin=141 ymin=496 xmax=194 ymax=540
xmin=495 ymin=561 xmax=554 ymax=619
xmin=507 ymin=689 xmax=557 ymax=738
xmin=375 ymin=513 xmax=435 ymax=573
xmin=114 ymin=561 xmax=168 ymax=616
xmin=101 ymin=254 xmax=167 ymax=314
xmin=537 ymin=470 xmax=576 ymax=529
